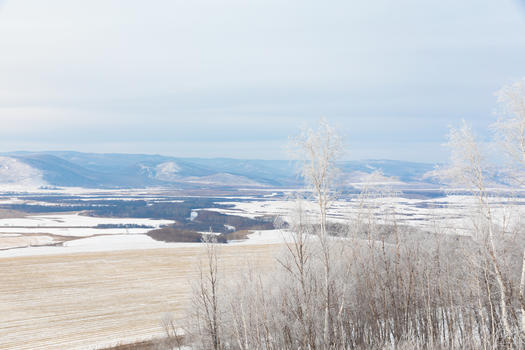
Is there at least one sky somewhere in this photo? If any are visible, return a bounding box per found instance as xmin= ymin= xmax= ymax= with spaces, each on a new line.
xmin=0 ymin=0 xmax=525 ymax=162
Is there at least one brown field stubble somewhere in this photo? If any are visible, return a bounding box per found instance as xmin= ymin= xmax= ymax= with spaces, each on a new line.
xmin=0 ymin=244 xmax=280 ymax=350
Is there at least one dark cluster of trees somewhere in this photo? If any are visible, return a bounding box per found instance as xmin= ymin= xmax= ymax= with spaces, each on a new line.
xmin=147 ymin=210 xmax=275 ymax=243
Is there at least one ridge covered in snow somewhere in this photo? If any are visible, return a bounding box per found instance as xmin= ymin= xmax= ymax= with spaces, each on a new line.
xmin=0 ymin=151 xmax=439 ymax=189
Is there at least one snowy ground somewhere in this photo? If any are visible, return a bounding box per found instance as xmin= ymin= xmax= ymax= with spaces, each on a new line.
xmin=0 ymin=229 xmax=289 ymax=258
xmin=1 ymin=189 xmax=524 ymax=257
xmin=0 ymin=213 xmax=174 ymax=251
xmin=0 ymin=213 xmax=173 ymax=231
xmin=204 ymin=194 xmax=525 ymax=236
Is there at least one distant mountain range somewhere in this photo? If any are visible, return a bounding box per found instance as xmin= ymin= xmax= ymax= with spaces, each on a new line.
xmin=0 ymin=151 xmax=438 ymax=189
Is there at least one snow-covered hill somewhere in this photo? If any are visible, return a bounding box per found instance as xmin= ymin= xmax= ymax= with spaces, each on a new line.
xmin=0 ymin=151 xmax=438 ymax=189
xmin=0 ymin=156 xmax=46 ymax=189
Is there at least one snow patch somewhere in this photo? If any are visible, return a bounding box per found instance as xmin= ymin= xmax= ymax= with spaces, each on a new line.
xmin=0 ymin=157 xmax=47 ymax=189
xmin=189 ymin=210 xmax=198 ymax=221
xmin=0 ymin=214 xmax=174 ymax=237
xmin=154 ymin=162 xmax=180 ymax=181
xmin=224 ymin=224 xmax=235 ymax=231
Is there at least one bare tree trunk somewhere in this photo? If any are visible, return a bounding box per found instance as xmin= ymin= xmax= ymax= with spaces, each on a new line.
xmin=520 ymin=250 xmax=525 ymax=341
xmin=193 ymin=235 xmax=222 ymax=350
xmin=320 ymin=199 xmax=331 ymax=349
xmin=487 ymin=224 xmax=512 ymax=348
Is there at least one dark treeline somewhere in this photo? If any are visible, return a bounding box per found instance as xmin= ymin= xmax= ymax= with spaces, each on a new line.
xmin=0 ymin=197 xmax=227 ymax=219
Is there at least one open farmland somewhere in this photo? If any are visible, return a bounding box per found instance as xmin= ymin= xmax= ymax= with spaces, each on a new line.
xmin=0 ymin=244 xmax=280 ymax=350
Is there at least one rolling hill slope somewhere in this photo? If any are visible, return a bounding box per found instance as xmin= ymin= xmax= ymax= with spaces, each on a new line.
xmin=0 ymin=151 xmax=438 ymax=189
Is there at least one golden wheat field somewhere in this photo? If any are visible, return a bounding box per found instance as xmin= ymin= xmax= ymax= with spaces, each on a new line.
xmin=0 ymin=244 xmax=280 ymax=350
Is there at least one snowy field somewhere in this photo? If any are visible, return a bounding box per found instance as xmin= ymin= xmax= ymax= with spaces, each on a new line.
xmin=0 ymin=213 xmax=173 ymax=231
xmin=0 ymin=213 xmax=174 ymax=251
xmin=204 ymin=194 xmax=525 ymax=236
xmin=1 ymin=189 xmax=524 ymax=256
xmin=0 ymin=229 xmax=290 ymax=258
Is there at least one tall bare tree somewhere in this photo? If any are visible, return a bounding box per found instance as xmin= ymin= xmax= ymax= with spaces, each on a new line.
xmin=192 ymin=234 xmax=222 ymax=350
xmin=494 ymin=77 xmax=525 ymax=339
xmin=292 ymin=118 xmax=343 ymax=347
xmin=439 ymin=120 xmax=513 ymax=347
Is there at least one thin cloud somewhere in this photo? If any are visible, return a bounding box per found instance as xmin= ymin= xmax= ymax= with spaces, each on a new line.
xmin=0 ymin=0 xmax=524 ymax=161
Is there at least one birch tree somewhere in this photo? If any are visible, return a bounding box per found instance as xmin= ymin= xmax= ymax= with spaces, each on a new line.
xmin=191 ymin=234 xmax=222 ymax=350
xmin=439 ymin=120 xmax=513 ymax=347
xmin=494 ymin=77 xmax=525 ymax=340
xmin=293 ymin=118 xmax=343 ymax=347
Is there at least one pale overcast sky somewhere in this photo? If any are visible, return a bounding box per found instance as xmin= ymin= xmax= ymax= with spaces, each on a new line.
xmin=0 ymin=0 xmax=524 ymax=161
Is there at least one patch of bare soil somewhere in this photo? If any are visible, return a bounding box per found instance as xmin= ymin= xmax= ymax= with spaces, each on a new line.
xmin=0 ymin=209 xmax=28 ymax=219
xmin=0 ymin=232 xmax=76 ymax=250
